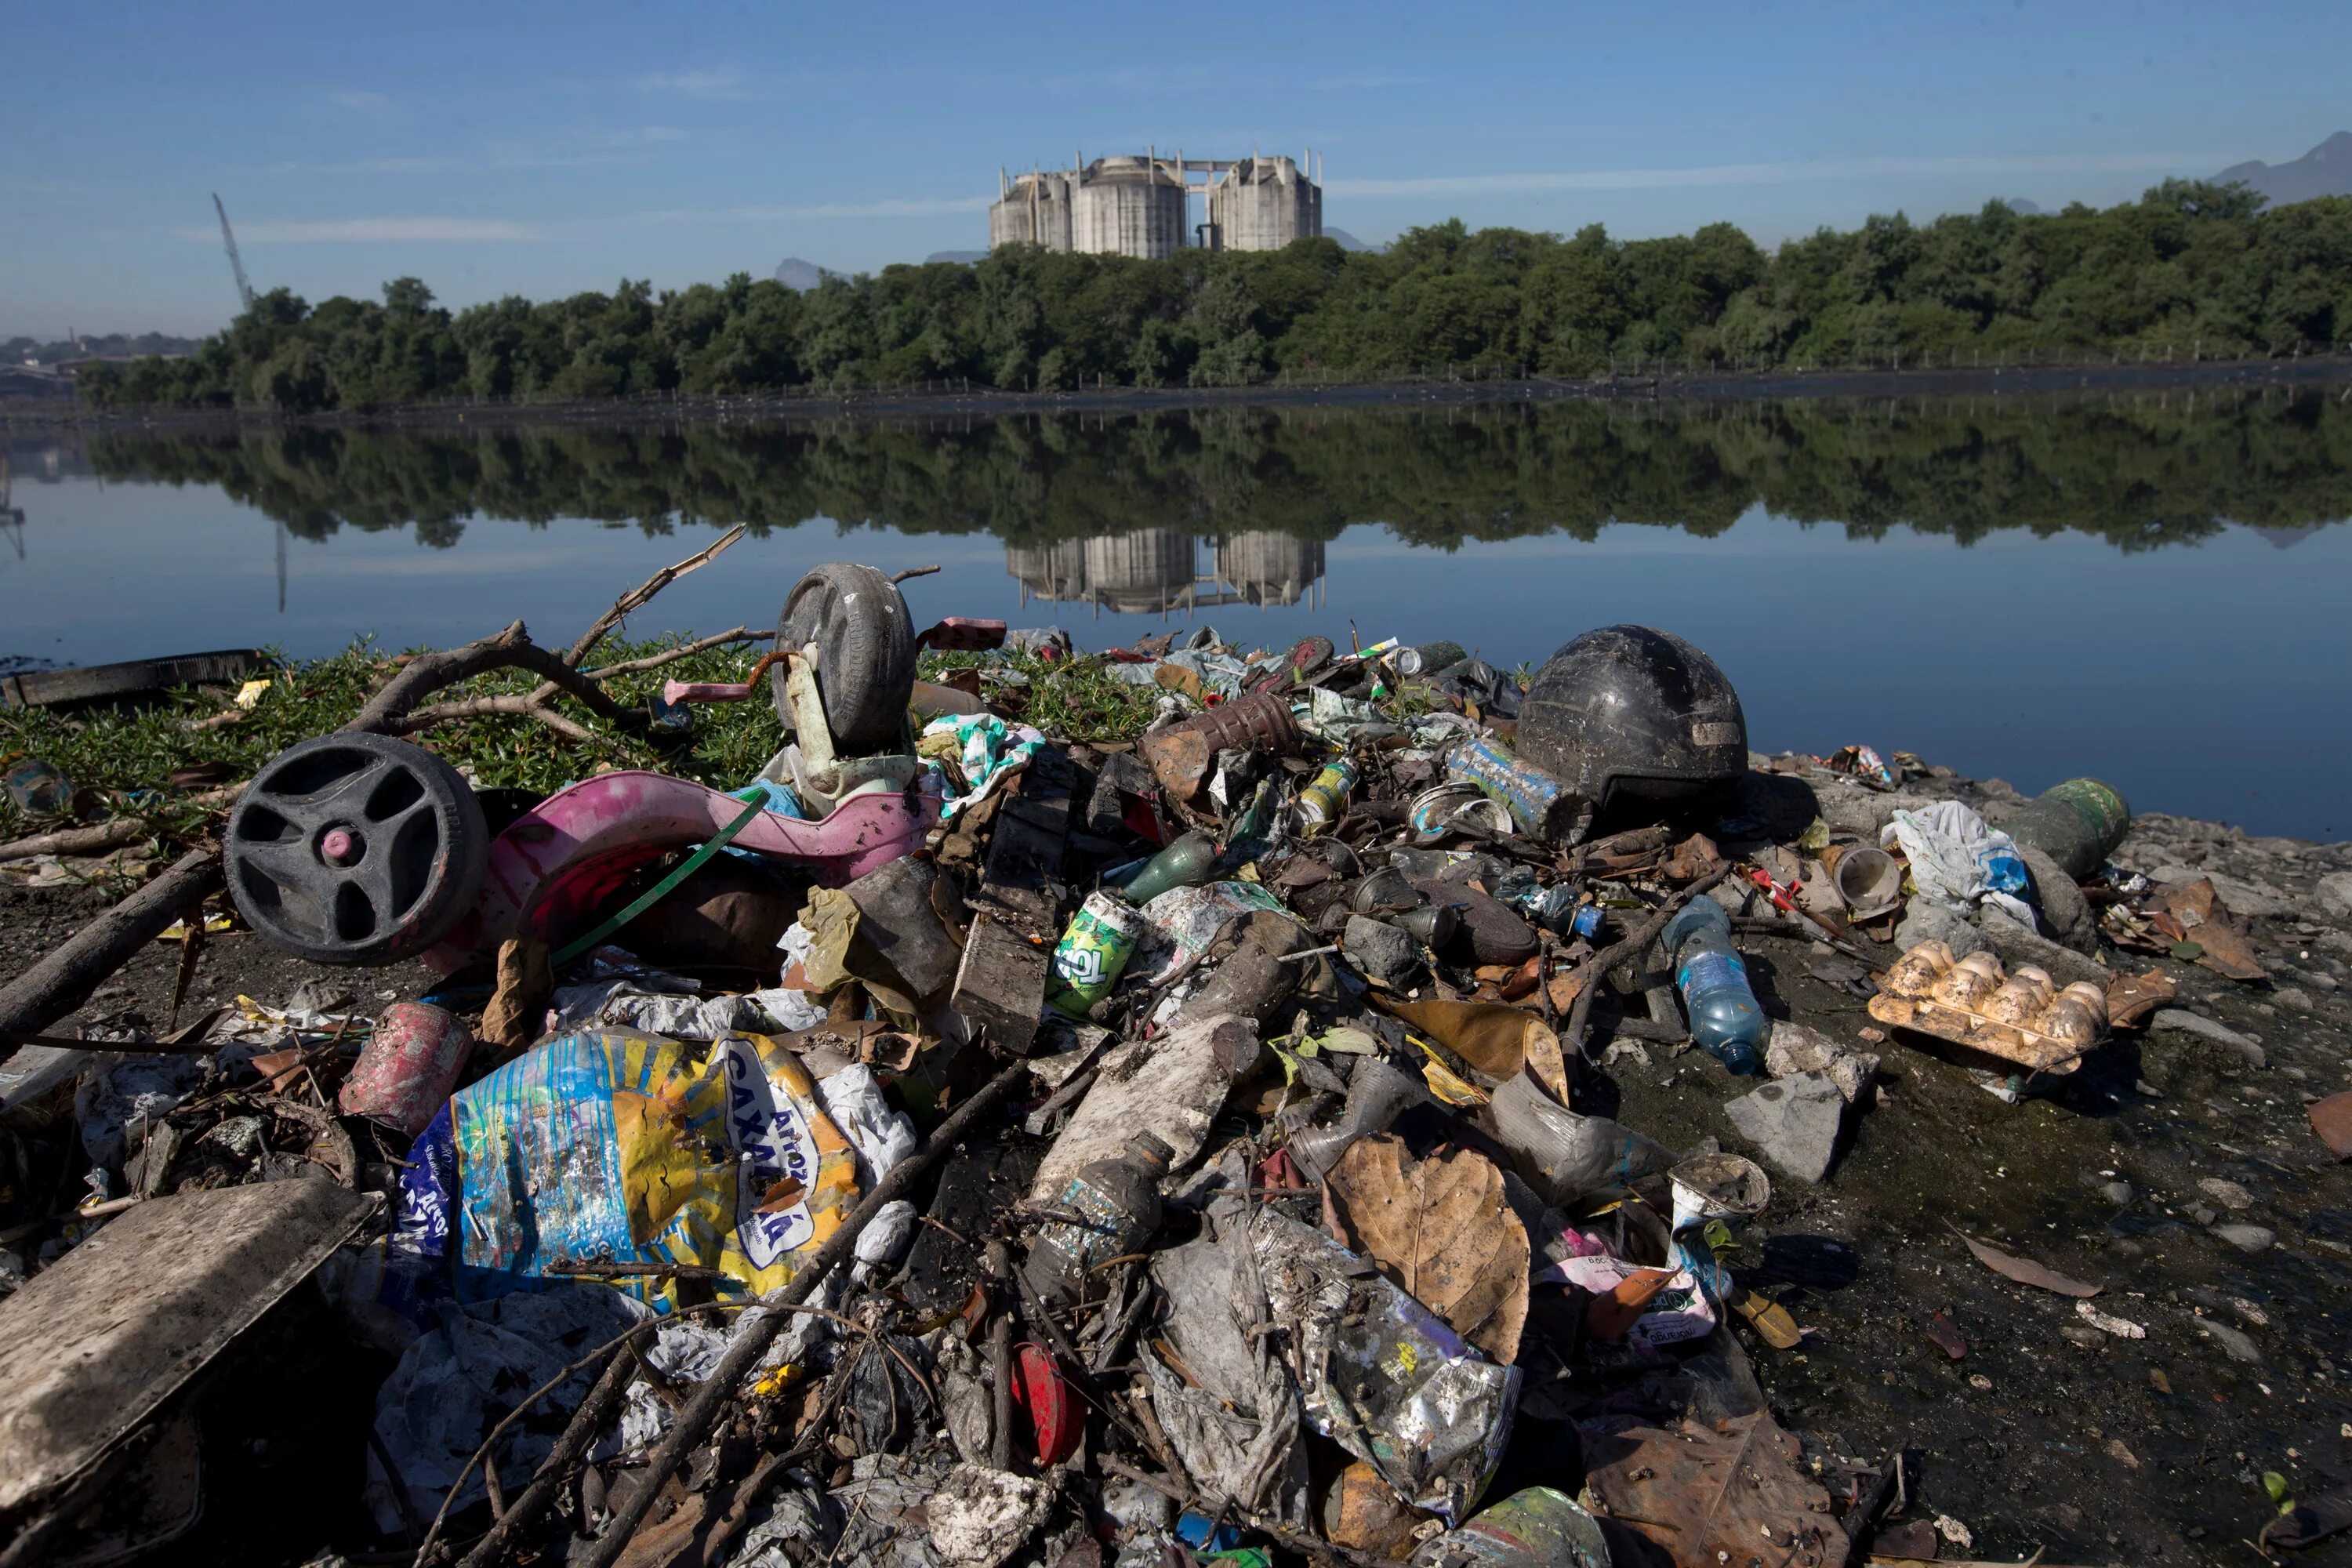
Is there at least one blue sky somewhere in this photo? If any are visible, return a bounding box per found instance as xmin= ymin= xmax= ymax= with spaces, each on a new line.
xmin=5 ymin=0 xmax=2345 ymax=338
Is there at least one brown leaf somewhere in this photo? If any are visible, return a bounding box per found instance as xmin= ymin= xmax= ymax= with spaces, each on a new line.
xmin=1377 ymin=995 xmax=1569 ymax=1102
xmin=1582 ymin=1412 xmax=1851 ymax=1566
xmin=1955 ymin=1230 xmax=2103 ymax=1298
xmin=2104 ymin=968 xmax=2175 ymax=1029
xmin=1324 ymin=1134 xmax=1530 ymax=1364
xmin=2187 ymin=920 xmax=2266 ymax=982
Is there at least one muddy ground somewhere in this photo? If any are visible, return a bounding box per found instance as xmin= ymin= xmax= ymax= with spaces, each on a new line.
xmin=4 ymin=768 xmax=2350 ymax=1566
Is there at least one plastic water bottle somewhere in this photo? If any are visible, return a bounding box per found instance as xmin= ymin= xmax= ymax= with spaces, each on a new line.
xmin=1663 ymin=899 xmax=1765 ymax=1074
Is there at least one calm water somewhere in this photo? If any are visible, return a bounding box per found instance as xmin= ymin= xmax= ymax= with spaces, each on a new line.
xmin=5 ymin=391 xmax=2350 ymax=839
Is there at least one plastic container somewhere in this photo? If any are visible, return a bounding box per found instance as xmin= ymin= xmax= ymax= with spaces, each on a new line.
xmin=1116 ymin=832 xmax=1216 ymax=905
xmin=1446 ymin=738 xmax=1573 ymax=840
xmin=1392 ymin=640 xmax=1467 ymax=679
xmin=1411 ymin=1486 xmax=1610 ymax=1567
xmin=1022 ymin=1131 xmax=1173 ymax=1304
xmin=1662 ymin=899 xmax=1765 ymax=1074
xmin=2005 ymin=777 xmax=2132 ymax=882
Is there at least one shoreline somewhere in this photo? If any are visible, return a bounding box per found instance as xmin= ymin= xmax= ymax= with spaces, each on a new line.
xmin=8 ymin=350 xmax=2350 ymax=434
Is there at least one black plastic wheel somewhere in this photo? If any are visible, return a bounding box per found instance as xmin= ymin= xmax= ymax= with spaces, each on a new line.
xmin=224 ymin=733 xmax=488 ymax=965
xmin=769 ymin=562 xmax=916 ymax=755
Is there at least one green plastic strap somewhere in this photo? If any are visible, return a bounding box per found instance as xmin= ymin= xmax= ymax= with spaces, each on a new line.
xmin=551 ymin=795 xmax=769 ymax=967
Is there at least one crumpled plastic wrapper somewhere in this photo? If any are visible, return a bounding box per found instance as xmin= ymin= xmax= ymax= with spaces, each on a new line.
xmin=366 ymin=1284 xmax=651 ymax=1533
xmin=1249 ymin=1209 xmax=1517 ymax=1523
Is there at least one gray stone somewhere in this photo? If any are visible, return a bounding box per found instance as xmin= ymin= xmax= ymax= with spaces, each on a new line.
xmin=1976 ymin=907 xmax=2110 ymax=987
xmin=1725 ymin=1071 xmax=1846 ymax=1184
xmin=2209 ymin=1221 xmax=2276 ymax=1254
xmin=1765 ymin=1021 xmax=1879 ymax=1104
xmin=1895 ymin=900 xmax=1986 ymax=958
xmin=2190 ymin=1314 xmax=2263 ymax=1364
xmin=2020 ymin=845 xmax=2099 ymax=954
xmin=2197 ymin=1177 xmax=2254 ymax=1210
xmin=2149 ymin=1009 xmax=2267 ymax=1069
xmin=1341 ymin=916 xmax=1422 ymax=991
xmin=2318 ymin=871 xmax=2352 ymax=920
xmin=2100 ymin=1180 xmax=2134 ymax=1206
xmin=2274 ymin=985 xmax=2313 ymax=1012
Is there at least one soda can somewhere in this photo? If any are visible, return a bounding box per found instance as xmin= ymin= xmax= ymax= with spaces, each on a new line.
xmin=1571 ymin=902 xmax=1606 ymax=939
xmin=339 ymin=1001 xmax=474 ymax=1135
xmin=1294 ymin=757 xmax=1359 ymax=833
xmin=1046 ymin=891 xmax=1146 ymax=1018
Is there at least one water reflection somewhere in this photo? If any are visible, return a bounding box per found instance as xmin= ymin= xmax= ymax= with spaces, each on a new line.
xmin=19 ymin=387 xmax=2350 ymax=559
xmin=1008 ymin=531 xmax=1325 ymax=618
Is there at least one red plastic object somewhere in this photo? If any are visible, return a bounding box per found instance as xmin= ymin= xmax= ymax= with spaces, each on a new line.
xmin=1012 ymin=1342 xmax=1082 ymax=1466
xmin=914 ymin=616 xmax=1007 ymax=653
xmin=424 ymin=769 xmax=940 ymax=971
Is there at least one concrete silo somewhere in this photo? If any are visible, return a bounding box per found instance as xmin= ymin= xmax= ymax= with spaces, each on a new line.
xmin=1214 ymin=532 xmax=1326 ymax=607
xmin=1069 ymin=155 xmax=1188 ymax=261
xmin=989 ymin=169 xmax=1076 ymax=251
xmin=1207 ymin=154 xmax=1322 ymax=251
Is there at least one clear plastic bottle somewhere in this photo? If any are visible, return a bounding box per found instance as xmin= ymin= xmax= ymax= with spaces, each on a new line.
xmin=1022 ymin=1132 xmax=1174 ymax=1305
xmin=1116 ymin=832 xmax=1216 ymax=905
xmin=1663 ymin=898 xmax=1765 ymax=1074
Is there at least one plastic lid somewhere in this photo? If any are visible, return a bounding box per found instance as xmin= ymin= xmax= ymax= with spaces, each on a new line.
xmin=1127 ymin=1131 xmax=1177 ymax=1170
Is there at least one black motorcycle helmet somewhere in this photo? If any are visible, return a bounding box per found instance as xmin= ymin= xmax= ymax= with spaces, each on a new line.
xmin=1513 ymin=626 xmax=1748 ymax=839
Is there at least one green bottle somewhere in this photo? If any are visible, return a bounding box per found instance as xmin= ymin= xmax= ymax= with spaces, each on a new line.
xmin=1117 ymin=832 xmax=1217 ymax=905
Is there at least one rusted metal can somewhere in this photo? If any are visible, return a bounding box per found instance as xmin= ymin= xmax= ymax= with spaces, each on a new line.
xmin=339 ymin=1001 xmax=474 ymax=1134
xmin=1136 ymin=689 xmax=1304 ymax=802
xmin=1294 ymin=757 xmax=1359 ymax=833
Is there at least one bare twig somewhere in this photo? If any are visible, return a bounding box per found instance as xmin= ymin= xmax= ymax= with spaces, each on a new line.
xmin=0 ymin=786 xmax=241 ymax=863
xmin=889 ymin=564 xmax=942 ymax=584
xmin=564 ymin=524 xmax=747 ymax=667
xmin=389 ymin=694 xmax=596 ymax=744
xmin=581 ymin=626 xmax=758 ymax=681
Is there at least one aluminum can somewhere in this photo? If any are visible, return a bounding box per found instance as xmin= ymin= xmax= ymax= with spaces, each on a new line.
xmin=1294 ymin=757 xmax=1359 ymax=833
xmin=1045 ymin=891 xmax=1145 ymax=1018
xmin=339 ymin=1001 xmax=474 ymax=1134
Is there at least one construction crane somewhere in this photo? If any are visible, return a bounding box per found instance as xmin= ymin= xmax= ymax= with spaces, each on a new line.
xmin=212 ymin=193 xmax=256 ymax=313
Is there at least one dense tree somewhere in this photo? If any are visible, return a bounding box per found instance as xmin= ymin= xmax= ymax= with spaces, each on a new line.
xmin=78 ymin=182 xmax=2352 ymax=414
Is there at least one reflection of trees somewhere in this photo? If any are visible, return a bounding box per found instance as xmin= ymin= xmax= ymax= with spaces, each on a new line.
xmin=80 ymin=390 xmax=2352 ymax=555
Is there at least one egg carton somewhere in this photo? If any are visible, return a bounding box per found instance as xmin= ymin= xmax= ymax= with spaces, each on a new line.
xmin=1867 ymin=940 xmax=2108 ymax=1075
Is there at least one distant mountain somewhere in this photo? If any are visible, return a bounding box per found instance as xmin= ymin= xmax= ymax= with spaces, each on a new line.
xmin=2216 ymin=132 xmax=2352 ymax=206
xmin=772 ymin=257 xmax=842 ymax=291
xmin=1322 ymin=227 xmax=1375 ymax=252
xmin=924 ymin=250 xmax=987 ymax=266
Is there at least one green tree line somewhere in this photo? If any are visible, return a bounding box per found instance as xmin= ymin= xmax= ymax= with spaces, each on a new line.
xmin=81 ymin=388 xmax=2352 ymax=554
xmin=75 ymin=180 xmax=2352 ymax=415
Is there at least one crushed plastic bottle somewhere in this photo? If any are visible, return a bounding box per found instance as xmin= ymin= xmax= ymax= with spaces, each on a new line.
xmin=1022 ymin=1131 xmax=1174 ymax=1305
xmin=1663 ymin=898 xmax=1765 ymax=1074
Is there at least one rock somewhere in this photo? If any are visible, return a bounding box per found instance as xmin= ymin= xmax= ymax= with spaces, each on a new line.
xmin=2209 ymin=1222 xmax=2275 ymax=1254
xmin=2020 ymin=845 xmax=2099 ymax=953
xmin=1764 ymin=1021 xmax=1878 ymax=1104
xmin=2058 ymin=1322 xmax=2107 ymax=1349
xmin=2318 ymin=871 xmax=2352 ymax=920
xmin=1895 ymin=900 xmax=1986 ymax=958
xmin=2100 ymin=1180 xmax=2134 ymax=1206
xmin=1342 ymin=916 xmax=1423 ymax=991
xmin=1976 ymin=907 xmax=2110 ymax=987
xmin=1725 ymin=1071 xmax=1846 ymax=1183
xmin=2149 ymin=1009 xmax=2267 ymax=1069
xmin=2190 ymin=1316 xmax=2263 ymax=1364
xmin=2274 ymin=985 xmax=2313 ymax=1012
xmin=2197 ymin=1177 xmax=2254 ymax=1211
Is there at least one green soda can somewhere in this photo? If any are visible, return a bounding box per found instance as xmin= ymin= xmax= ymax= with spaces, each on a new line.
xmin=1295 ymin=757 xmax=1359 ymax=834
xmin=1046 ymin=891 xmax=1146 ymax=1017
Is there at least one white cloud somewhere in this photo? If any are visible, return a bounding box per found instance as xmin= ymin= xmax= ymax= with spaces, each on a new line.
xmin=173 ymin=217 xmax=542 ymax=243
xmin=1329 ymin=151 xmax=2220 ymax=198
xmin=322 ymin=89 xmax=390 ymax=111
xmin=636 ymin=195 xmax=992 ymax=222
xmin=638 ymin=69 xmax=752 ymax=100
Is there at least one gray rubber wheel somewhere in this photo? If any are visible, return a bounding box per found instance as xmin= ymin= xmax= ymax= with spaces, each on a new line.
xmin=771 ymin=562 xmax=916 ymax=755
xmin=225 ymin=733 xmax=487 ymax=965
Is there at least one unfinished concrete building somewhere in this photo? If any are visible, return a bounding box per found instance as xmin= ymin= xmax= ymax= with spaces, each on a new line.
xmin=988 ymin=151 xmax=1323 ymax=260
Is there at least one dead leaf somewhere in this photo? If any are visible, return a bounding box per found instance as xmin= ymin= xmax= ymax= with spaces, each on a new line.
xmin=1377 ymin=995 xmax=1569 ymax=1102
xmin=1581 ymin=1412 xmax=1852 ymax=1566
xmin=1955 ymin=1230 xmax=2102 ymax=1298
xmin=1325 ymin=1135 xmax=1530 ymax=1364
xmin=2104 ymin=968 xmax=2175 ymax=1029
xmin=1320 ymin=1460 xmax=1429 ymax=1557
xmin=2187 ymin=920 xmax=2266 ymax=982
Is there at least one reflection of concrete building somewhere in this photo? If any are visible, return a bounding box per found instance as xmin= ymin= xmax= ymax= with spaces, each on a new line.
xmin=989 ymin=151 xmax=1323 ymax=260
xmin=1007 ymin=530 xmax=1326 ymax=617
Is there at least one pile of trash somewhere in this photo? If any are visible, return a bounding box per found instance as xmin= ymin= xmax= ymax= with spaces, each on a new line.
xmin=3 ymin=562 xmax=2348 ymax=1568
